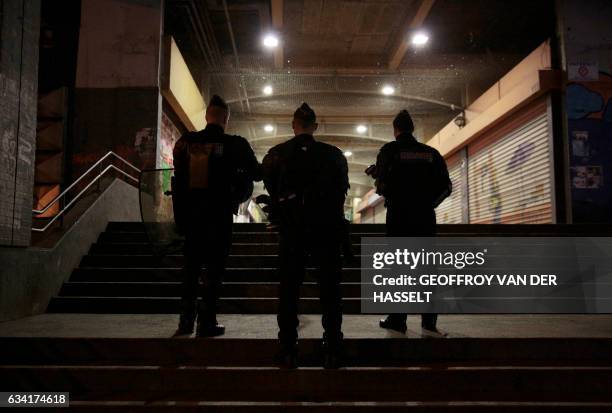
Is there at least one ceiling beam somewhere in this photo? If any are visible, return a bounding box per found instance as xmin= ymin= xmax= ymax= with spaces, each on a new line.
xmin=249 ymin=133 xmax=391 ymax=144
xmin=227 ymin=89 xmax=462 ymax=111
xmin=388 ymin=0 xmax=436 ymax=70
xmin=232 ymin=113 xmax=396 ymax=123
xmin=271 ymin=0 xmax=284 ymax=69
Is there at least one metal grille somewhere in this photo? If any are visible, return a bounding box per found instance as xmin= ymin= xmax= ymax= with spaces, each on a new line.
xmin=467 ymin=110 xmax=553 ymax=224
xmin=436 ymin=160 xmax=463 ymax=223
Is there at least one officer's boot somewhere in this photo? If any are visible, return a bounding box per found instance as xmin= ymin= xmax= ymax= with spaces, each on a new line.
xmin=275 ymin=338 xmax=298 ymax=369
xmin=174 ymin=300 xmax=197 ymax=336
xmin=379 ymin=313 xmax=408 ymax=334
xmin=196 ymin=276 xmax=225 ymax=338
xmin=421 ymin=313 xmax=447 ymax=337
xmin=322 ymin=331 xmax=344 ymax=369
xmin=196 ymin=301 xmax=225 ymax=338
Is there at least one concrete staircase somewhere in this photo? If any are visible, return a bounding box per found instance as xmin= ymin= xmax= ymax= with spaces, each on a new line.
xmin=2 ymin=222 xmax=612 ymax=411
xmin=47 ymin=222 xmax=375 ymax=314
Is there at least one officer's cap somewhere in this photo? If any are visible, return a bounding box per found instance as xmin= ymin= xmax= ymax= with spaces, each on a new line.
xmin=209 ymin=94 xmax=229 ymax=111
xmin=393 ymin=109 xmax=414 ymax=133
xmin=294 ymin=102 xmax=316 ymax=125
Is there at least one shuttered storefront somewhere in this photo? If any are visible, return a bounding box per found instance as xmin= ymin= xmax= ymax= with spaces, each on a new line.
xmin=436 ymin=153 xmax=464 ymax=223
xmin=467 ymin=97 xmax=555 ymax=224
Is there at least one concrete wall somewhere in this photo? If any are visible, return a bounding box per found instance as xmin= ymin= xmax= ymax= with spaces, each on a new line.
xmin=559 ymin=0 xmax=612 ymax=223
xmin=0 ymin=0 xmax=40 ymax=246
xmin=0 ymin=179 xmax=139 ymax=322
xmin=71 ymin=0 xmax=163 ymax=180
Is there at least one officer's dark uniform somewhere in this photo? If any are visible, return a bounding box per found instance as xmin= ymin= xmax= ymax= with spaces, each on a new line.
xmin=374 ymin=113 xmax=451 ymax=332
xmin=173 ymin=98 xmax=260 ymax=336
xmin=262 ymin=103 xmax=349 ymax=366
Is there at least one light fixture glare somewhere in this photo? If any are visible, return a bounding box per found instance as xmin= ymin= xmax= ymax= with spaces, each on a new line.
xmin=263 ymin=34 xmax=279 ymax=48
xmin=381 ymin=85 xmax=395 ymax=95
xmin=411 ymin=32 xmax=429 ymax=46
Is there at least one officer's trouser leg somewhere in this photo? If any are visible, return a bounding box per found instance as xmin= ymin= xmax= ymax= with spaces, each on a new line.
xmin=385 ymin=211 xmax=438 ymax=331
xmin=277 ymin=235 xmax=304 ymax=347
xmin=199 ymin=212 xmax=232 ymax=327
xmin=314 ymin=242 xmax=343 ymax=345
xmin=182 ymin=233 xmax=203 ymax=323
xmin=199 ymin=254 xmax=226 ymax=327
xmin=421 ymin=313 xmax=438 ymax=329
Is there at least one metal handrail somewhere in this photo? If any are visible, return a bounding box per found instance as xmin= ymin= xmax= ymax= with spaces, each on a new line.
xmin=32 ymin=151 xmax=140 ymax=215
xmin=32 ymin=152 xmax=141 ymax=233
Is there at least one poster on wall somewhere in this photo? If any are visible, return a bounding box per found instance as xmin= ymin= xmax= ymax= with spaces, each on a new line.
xmin=571 ymin=166 xmax=604 ymax=189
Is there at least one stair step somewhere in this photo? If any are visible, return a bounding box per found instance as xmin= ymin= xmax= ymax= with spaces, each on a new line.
xmin=105 ymin=221 xmax=612 ymax=235
xmin=2 ymin=337 xmax=611 ymax=367
xmin=107 ymin=221 xmax=387 ymax=233
xmin=58 ymin=282 xmax=363 ymax=298
xmin=51 ymin=401 xmax=612 ymax=413
xmin=46 ymin=297 xmax=363 ymax=314
xmin=79 ymin=254 xmax=364 ymax=269
xmin=89 ymin=242 xmax=281 ymax=255
xmin=69 ymin=268 xmax=362 ymax=282
xmin=98 ymin=232 xmax=381 ymax=244
xmin=3 ymin=365 xmax=612 ymax=402
xmin=89 ymin=242 xmax=360 ymax=255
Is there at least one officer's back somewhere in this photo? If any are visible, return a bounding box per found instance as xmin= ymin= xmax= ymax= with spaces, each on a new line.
xmin=375 ymin=111 xmax=450 ymax=226
xmin=263 ymin=107 xmax=348 ymax=231
xmin=173 ymin=98 xmax=260 ymax=219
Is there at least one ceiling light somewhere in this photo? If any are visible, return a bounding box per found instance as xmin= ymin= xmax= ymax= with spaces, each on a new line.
xmin=344 ymin=151 xmax=353 ymax=157
xmin=262 ymin=85 xmax=273 ymax=95
xmin=381 ymin=85 xmax=395 ymax=95
xmin=263 ymin=124 xmax=274 ymax=132
xmin=356 ymin=124 xmax=367 ymax=134
xmin=262 ymin=34 xmax=279 ymax=49
xmin=411 ymin=31 xmax=429 ymax=46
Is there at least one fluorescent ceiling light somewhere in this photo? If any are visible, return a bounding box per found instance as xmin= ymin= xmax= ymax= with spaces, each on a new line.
xmin=344 ymin=151 xmax=353 ymax=157
xmin=263 ymin=34 xmax=279 ymax=49
xmin=263 ymin=124 xmax=274 ymax=132
xmin=411 ymin=31 xmax=429 ymax=46
xmin=356 ymin=125 xmax=367 ymax=134
xmin=262 ymin=85 xmax=273 ymax=95
xmin=381 ymin=85 xmax=395 ymax=95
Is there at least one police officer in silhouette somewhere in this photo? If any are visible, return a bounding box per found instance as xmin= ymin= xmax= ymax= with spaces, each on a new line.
xmin=371 ymin=109 xmax=451 ymax=335
xmin=263 ymin=103 xmax=349 ymax=368
xmin=172 ymin=95 xmax=261 ymax=337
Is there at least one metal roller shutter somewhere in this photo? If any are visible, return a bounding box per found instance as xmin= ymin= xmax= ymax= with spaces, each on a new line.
xmin=436 ymin=159 xmax=463 ymax=223
xmin=467 ymin=102 xmax=554 ymax=224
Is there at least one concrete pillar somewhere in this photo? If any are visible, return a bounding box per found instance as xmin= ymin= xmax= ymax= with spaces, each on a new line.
xmin=0 ymin=0 xmax=41 ymax=246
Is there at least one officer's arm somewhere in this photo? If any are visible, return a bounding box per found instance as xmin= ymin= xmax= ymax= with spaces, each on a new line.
xmin=337 ymin=151 xmax=350 ymax=210
xmin=238 ymin=137 xmax=263 ymax=182
xmin=172 ymin=136 xmax=189 ymax=195
xmin=432 ymin=151 xmax=452 ymax=208
xmin=172 ymin=136 xmax=189 ymax=230
xmin=338 ymin=150 xmax=349 ymax=195
xmin=374 ymin=147 xmax=389 ymax=196
xmin=262 ymin=149 xmax=279 ymax=200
